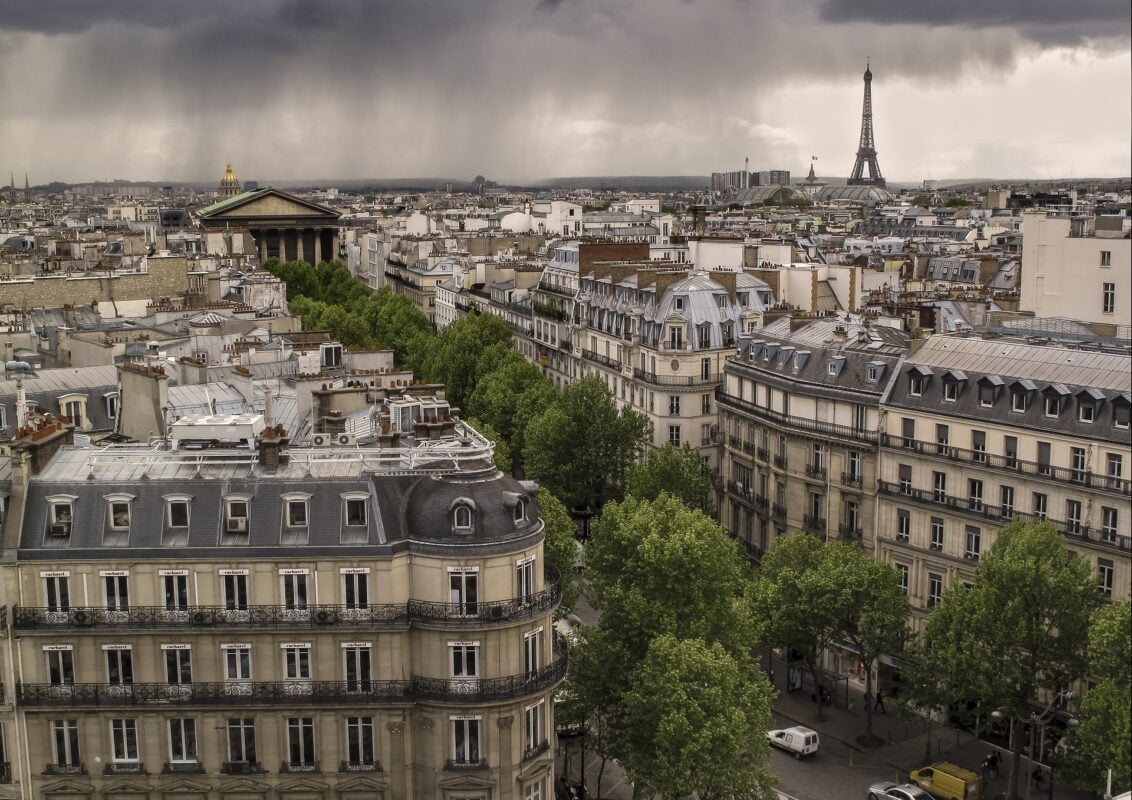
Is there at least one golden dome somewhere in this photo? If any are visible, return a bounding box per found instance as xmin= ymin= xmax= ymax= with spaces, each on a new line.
xmin=221 ymin=163 xmax=238 ymax=184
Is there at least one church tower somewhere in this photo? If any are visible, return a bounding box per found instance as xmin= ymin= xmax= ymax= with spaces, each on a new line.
xmin=847 ymin=62 xmax=886 ymax=187
xmin=218 ymin=163 xmax=241 ymax=198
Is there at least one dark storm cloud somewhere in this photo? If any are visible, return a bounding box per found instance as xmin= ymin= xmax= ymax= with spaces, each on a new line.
xmin=819 ymin=0 xmax=1131 ymax=46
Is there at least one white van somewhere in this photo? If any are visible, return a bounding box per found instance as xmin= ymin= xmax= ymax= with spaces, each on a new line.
xmin=766 ymin=726 xmax=820 ymax=759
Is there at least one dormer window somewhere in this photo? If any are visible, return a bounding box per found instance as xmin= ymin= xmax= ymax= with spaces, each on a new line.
xmin=673 ymin=296 xmax=684 ymax=312
xmin=284 ymin=497 xmax=310 ymax=528
xmin=909 ymin=374 xmax=924 ymax=396
xmin=47 ymin=495 xmax=77 ymax=539
xmin=345 ymin=498 xmax=367 ymax=527
xmin=224 ymin=496 xmax=251 ymax=539
xmin=107 ymin=496 xmax=132 ymax=530
xmin=943 ymin=382 xmax=957 ymax=402
xmin=866 ymin=362 xmax=885 ymax=383
xmin=1044 ymin=396 xmax=1060 ymax=417
xmin=167 ymin=498 xmax=190 ymax=528
xmin=514 ymin=497 xmax=527 ymax=524
xmin=827 ymin=360 xmax=837 ymax=376
xmin=1077 ymin=389 xmax=1103 ymax=424
xmin=452 ymin=500 xmax=476 ymax=533
xmin=104 ymin=392 xmax=120 ymax=420
xmin=1113 ymin=396 xmax=1130 ymax=429
xmin=1012 ymin=392 xmax=1027 ymax=412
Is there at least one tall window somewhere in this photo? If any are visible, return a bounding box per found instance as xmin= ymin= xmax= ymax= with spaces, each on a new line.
xmin=164 ymin=647 xmax=192 ymax=684
xmin=967 ymin=479 xmax=984 ymax=511
xmin=895 ymin=564 xmax=909 ymax=594
xmin=46 ymin=649 xmax=74 ymax=686
xmin=449 ymin=570 xmax=478 ymax=616
xmin=1032 ymin=492 xmax=1048 ymax=519
xmin=1071 ymin=447 xmax=1087 ymax=482
xmin=516 ymin=559 xmax=535 ymax=604
xmin=111 ymin=719 xmax=139 ymax=762
xmin=1101 ymin=250 xmax=1112 ymax=267
xmin=346 ymin=717 xmax=375 ymax=767
xmin=930 ymin=518 xmax=944 ymax=550
xmin=523 ymin=630 xmax=542 ymax=676
xmin=896 ymin=510 xmax=910 ymax=543
xmin=1098 ymin=559 xmax=1114 ymax=597
xmin=1003 ymin=436 xmax=1019 ymax=468
xmin=286 ymin=499 xmax=308 ymax=528
xmin=343 ymin=571 xmax=369 ymax=611
xmin=344 ymin=646 xmax=372 ymax=692
xmin=1065 ymin=500 xmax=1082 ymax=533
xmin=167 ymin=499 xmax=190 ymax=529
xmin=965 ymin=527 xmax=981 ymax=560
xmin=524 ymin=701 xmax=545 ymax=753
xmin=1102 ymin=282 xmax=1115 ymax=314
xmin=224 ymin=646 xmax=251 ymax=682
xmin=169 ymin=719 xmax=197 ymax=763
xmin=450 ymin=642 xmax=479 ymax=679
xmin=927 ymin=574 xmax=943 ymax=608
xmin=847 ymin=450 xmax=862 ymax=481
xmin=163 ymin=573 xmax=189 ymax=612
xmin=223 ymin=572 xmax=249 ymax=613
xmin=971 ymin=430 xmax=986 ymax=462
xmin=1107 ymin=453 xmax=1124 ymax=488
xmin=281 ymin=572 xmax=309 ymax=611
xmin=283 ymin=646 xmax=311 ymax=682
xmin=103 ymin=574 xmax=129 ymax=611
xmin=286 ymin=717 xmax=316 ymax=767
xmin=106 ymin=648 xmax=133 ymax=686
xmin=668 ymin=425 xmax=681 ymax=446
xmin=452 ymin=717 xmax=481 ymax=765
xmin=932 ymin=471 xmax=947 ymax=502
xmin=936 ymin=424 xmax=950 ymax=455
xmin=45 ymin=574 xmax=70 ymax=613
xmin=1000 ymin=485 xmax=1015 ymax=519
xmin=1101 ymin=507 xmax=1119 ymax=543
xmin=345 ymin=498 xmax=367 ymax=527
xmin=668 ymin=395 xmax=680 ymax=416
xmin=227 ymin=719 xmax=257 ymax=764
xmin=52 ymin=720 xmax=81 ymax=767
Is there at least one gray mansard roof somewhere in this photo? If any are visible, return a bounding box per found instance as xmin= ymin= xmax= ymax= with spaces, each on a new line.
xmin=885 ymin=335 xmax=1132 ymax=441
xmin=16 ymin=444 xmax=542 ymax=561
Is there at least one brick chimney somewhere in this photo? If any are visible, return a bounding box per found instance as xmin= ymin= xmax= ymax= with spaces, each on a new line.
xmin=710 ymin=270 xmax=737 ymax=303
xmin=653 ymin=271 xmax=686 ymax=303
xmin=257 ymin=425 xmax=290 ymax=474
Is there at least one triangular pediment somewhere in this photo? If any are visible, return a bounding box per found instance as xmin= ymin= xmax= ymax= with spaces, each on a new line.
xmin=40 ymin=776 xmax=95 ymax=795
xmin=155 ymin=775 xmax=213 ymax=792
xmin=200 ymin=189 xmax=339 ymax=221
xmin=100 ymin=777 xmax=152 ymax=793
xmin=516 ymin=759 xmax=551 ymax=783
xmin=438 ymin=771 xmax=497 ymax=790
xmin=336 ymin=774 xmax=390 ymax=791
xmin=276 ymin=774 xmax=331 ymax=792
xmin=217 ymin=776 xmax=273 ymax=793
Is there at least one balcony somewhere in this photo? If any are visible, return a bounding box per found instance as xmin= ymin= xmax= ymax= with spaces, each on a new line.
xmin=162 ymin=762 xmax=205 ymax=774
xmin=876 ymin=480 xmax=1131 ymax=553
xmin=221 ymin=761 xmax=266 ymax=775
xmin=756 ymin=447 xmax=769 ymax=461
xmin=15 ymin=575 xmax=560 ymax=632
xmin=281 ymin=761 xmax=320 ymax=773
xmin=580 ymin=349 xmax=622 ymax=371
xmin=717 ymin=392 xmax=879 ymax=446
xmin=802 ymin=515 xmax=826 ymax=534
xmin=340 ymin=761 xmax=383 ymax=773
xmin=104 ymin=762 xmax=146 ymax=775
xmin=17 ymin=647 xmax=566 ymax=709
xmin=44 ymin=763 xmax=86 ymax=776
xmin=727 ymin=481 xmax=755 ymax=506
xmin=632 ymin=367 xmax=720 ymax=387
xmin=445 ymin=759 xmax=488 ymax=771
xmin=773 ymin=455 xmax=787 ymax=469
xmin=841 ymin=472 xmax=862 ymax=488
xmin=805 ymin=464 xmax=827 ymax=480
xmin=522 ymin=740 xmax=551 ymax=762
xmin=771 ymin=503 xmax=787 ymax=520
xmin=837 ymin=523 xmax=863 ymax=542
xmin=880 ymin=436 xmax=1131 ymax=497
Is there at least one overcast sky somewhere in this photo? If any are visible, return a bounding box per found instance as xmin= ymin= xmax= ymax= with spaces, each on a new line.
xmin=1 ymin=0 xmax=1128 ymax=184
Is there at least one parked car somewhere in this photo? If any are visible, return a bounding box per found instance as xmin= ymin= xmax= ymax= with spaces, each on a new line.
xmin=766 ymin=726 xmax=820 ymax=759
xmin=909 ymin=761 xmax=983 ymax=800
xmin=867 ymin=782 xmax=935 ymax=800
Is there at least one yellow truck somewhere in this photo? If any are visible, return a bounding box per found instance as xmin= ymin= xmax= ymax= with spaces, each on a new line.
xmin=908 ymin=762 xmax=983 ymax=800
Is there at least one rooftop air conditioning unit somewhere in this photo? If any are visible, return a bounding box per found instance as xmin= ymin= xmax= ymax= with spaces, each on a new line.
xmin=48 ymin=523 xmax=71 ymax=538
xmin=311 ymin=433 xmax=331 ymax=447
xmin=336 ymin=433 xmax=356 ymax=446
xmin=227 ymin=517 xmax=248 ymax=533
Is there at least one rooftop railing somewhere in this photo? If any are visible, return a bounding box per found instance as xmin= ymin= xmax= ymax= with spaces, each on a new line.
xmin=717 ymin=392 xmax=879 ymax=445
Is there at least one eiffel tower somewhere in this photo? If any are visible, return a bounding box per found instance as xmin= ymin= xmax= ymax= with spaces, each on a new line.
xmin=847 ymin=61 xmax=885 ymax=187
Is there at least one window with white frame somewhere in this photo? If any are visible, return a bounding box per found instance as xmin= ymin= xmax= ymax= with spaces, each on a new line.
xmin=668 ymin=395 xmax=680 ymax=416
xmin=516 ymin=558 xmax=534 ymax=604
xmin=1065 ymin=500 xmax=1083 ymax=533
xmin=280 ymin=570 xmax=309 ymax=611
xmin=52 ymin=720 xmax=80 ymax=767
xmin=927 ymin=573 xmax=943 ymax=608
xmin=103 ymin=572 xmax=129 ymax=611
xmin=227 ymin=718 xmax=257 ymax=763
xmin=286 ymin=717 xmax=316 ymax=766
xmin=942 ymin=381 xmax=958 ymax=402
xmin=523 ymin=628 xmax=542 ymax=676
xmin=344 ymin=496 xmax=367 ymax=527
xmin=895 ymin=563 xmax=909 ymax=594
xmin=449 ymin=568 xmax=478 ymax=616
xmin=453 ymin=502 xmax=474 ymax=532
xmin=450 ymin=641 xmax=479 ymax=679
xmin=1044 ymin=395 xmax=1062 ymax=417
xmin=1101 ymin=250 xmax=1112 ymax=266
xmin=896 ymin=510 xmax=910 ymax=542
xmin=283 ymin=644 xmax=311 ymax=682
xmin=344 ymin=644 xmax=372 ymax=691
xmin=1097 ymin=559 xmax=1114 ymax=597
xmin=965 ymin=526 xmax=981 ymax=560
xmin=930 ymin=518 xmax=944 ymax=550
xmin=452 ymin=717 xmax=481 ymax=765
xmin=1079 ymin=400 xmax=1096 ymax=423
xmin=105 ymin=494 xmax=132 ymax=529
xmin=342 ymin=569 xmax=369 ymax=611
xmin=105 ymin=646 xmax=133 ymax=685
xmin=1032 ymin=492 xmax=1048 ymax=519
xmin=346 ymin=717 xmax=375 ymax=766
xmin=162 ymin=572 xmax=190 ymax=612
xmin=166 ymin=496 xmax=190 ymax=528
xmin=106 ymin=719 xmax=138 ymax=764
xmin=1101 ymin=507 xmax=1119 ymax=542
xmin=1102 ymin=282 xmax=1115 ymax=314
xmin=163 ymin=645 xmax=192 ymax=684
xmin=909 ymin=373 xmax=924 ymax=396
xmin=1000 ymin=485 xmax=1015 ymax=519
xmin=1011 ymin=391 xmax=1027 ymax=413
xmin=45 ymin=647 xmax=74 ymax=685
xmin=524 ymin=778 xmax=545 ymax=800
xmin=44 ymin=573 xmax=70 ymax=612
xmin=284 ymin=496 xmax=309 ymax=528
xmin=524 ymin=700 xmax=545 ymax=753
xmin=514 ymin=497 xmax=527 ymax=524
xmin=668 ymin=425 xmax=681 ymax=446
xmin=104 ymin=392 xmax=119 ymax=420
xmin=59 ymin=394 xmax=87 ymax=428
xmin=1107 ymin=453 xmax=1124 ymax=487
xmin=47 ymin=495 xmax=76 ymax=537
xmin=222 ymin=571 xmax=249 ymax=613
xmin=224 ymin=496 xmax=250 ymax=536
xmin=169 ymin=718 xmax=197 ymax=762
xmin=224 ymin=645 xmax=251 ymax=682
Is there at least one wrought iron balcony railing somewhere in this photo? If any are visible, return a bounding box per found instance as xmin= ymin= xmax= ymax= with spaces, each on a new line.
xmin=17 ymin=645 xmax=567 ymax=709
xmin=802 ymin=515 xmax=826 ymax=534
xmin=221 ymin=761 xmax=265 ymax=775
xmin=717 ymin=392 xmax=880 ymax=445
xmin=805 ymin=464 xmax=827 ymax=480
xmin=14 ymin=573 xmax=560 ymax=632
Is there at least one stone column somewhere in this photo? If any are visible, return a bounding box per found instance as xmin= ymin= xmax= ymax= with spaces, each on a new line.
xmin=295 ymin=228 xmax=305 ymax=264
xmin=387 ymin=720 xmax=407 ymax=800
xmin=256 ymin=229 xmax=267 ymax=264
xmin=498 ymin=715 xmax=514 ymax=800
xmin=313 ymin=229 xmax=323 ymax=265
xmin=332 ymin=231 xmax=341 ymax=261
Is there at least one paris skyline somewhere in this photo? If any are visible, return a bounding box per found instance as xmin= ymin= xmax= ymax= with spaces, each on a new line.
xmin=0 ymin=0 xmax=1128 ymax=184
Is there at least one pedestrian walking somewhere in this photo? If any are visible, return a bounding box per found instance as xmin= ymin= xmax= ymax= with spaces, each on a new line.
xmin=982 ymin=750 xmax=1000 ymax=779
xmin=874 ymin=687 xmax=887 ymax=713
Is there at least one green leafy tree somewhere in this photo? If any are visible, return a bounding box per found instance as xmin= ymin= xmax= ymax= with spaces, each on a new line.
xmin=895 ymin=635 xmax=961 ymax=763
xmin=523 ymin=376 xmax=649 ymax=511
xmin=537 ymin=488 xmax=580 ymax=619
xmin=621 ymin=635 xmax=777 ymax=800
xmin=430 ymin=313 xmax=514 ymax=409
xmin=922 ymin=520 xmax=1099 ymax=799
xmin=466 ymin=352 xmax=545 ymax=449
xmin=822 ymin=543 xmax=910 ymax=742
xmin=466 ymin=417 xmax=511 ymax=474
xmin=1061 ymin=601 xmax=1131 ymax=795
xmin=749 ymin=532 xmax=842 ymax=721
xmin=509 ymin=379 xmax=559 ymax=474
xmin=626 ymin=443 xmax=714 ymax=513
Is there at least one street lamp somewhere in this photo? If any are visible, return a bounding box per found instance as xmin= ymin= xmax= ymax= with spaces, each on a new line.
xmin=991 ymin=690 xmax=1079 ymax=800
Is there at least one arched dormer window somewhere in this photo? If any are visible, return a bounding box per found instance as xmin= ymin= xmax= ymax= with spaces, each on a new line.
xmin=450 ymin=498 xmax=476 ymax=533
xmin=514 ymin=497 xmax=527 ymax=524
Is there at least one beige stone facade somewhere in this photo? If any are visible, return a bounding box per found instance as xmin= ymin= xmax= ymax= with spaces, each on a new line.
xmin=0 ymin=256 xmax=189 ymax=311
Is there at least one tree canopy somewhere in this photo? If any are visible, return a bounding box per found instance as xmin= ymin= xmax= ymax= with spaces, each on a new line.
xmin=625 ymin=443 xmax=714 ymax=513
xmin=523 ymin=376 xmax=650 ymax=511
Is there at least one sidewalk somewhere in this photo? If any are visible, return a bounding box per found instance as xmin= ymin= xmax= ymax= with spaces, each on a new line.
xmin=766 ymin=656 xmax=1094 ymax=800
